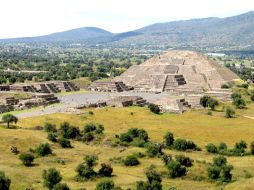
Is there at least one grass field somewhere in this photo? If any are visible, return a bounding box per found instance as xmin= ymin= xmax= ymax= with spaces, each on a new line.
xmin=0 ymin=103 xmax=254 ymax=189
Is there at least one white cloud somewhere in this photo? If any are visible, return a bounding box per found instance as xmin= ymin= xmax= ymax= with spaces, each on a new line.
xmin=0 ymin=0 xmax=253 ymax=38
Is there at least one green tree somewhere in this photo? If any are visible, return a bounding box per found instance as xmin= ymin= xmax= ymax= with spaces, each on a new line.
xmin=42 ymin=168 xmax=62 ymax=189
xmin=2 ymin=114 xmax=18 ymax=128
xmin=96 ymin=180 xmax=115 ymax=190
xmin=19 ymin=153 xmax=35 ymax=166
xmin=0 ymin=171 xmax=11 ymax=190
xmin=225 ymin=107 xmax=235 ymax=118
xmin=164 ymin=132 xmax=174 ymax=147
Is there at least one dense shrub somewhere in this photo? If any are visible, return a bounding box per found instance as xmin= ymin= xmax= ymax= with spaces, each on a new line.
xmin=221 ymin=84 xmax=229 ymax=89
xmin=218 ymin=142 xmax=228 ymax=152
xmin=208 ymin=97 xmax=219 ymax=110
xmin=75 ymin=164 xmax=96 ymax=180
xmin=148 ymin=104 xmax=160 ymax=114
xmin=58 ymin=138 xmax=72 ymax=148
xmin=59 ymin=122 xmax=80 ymax=139
xmin=95 ymin=180 xmax=115 ymax=190
xmin=200 ymin=95 xmax=210 ymax=108
xmin=146 ymin=143 xmax=163 ymax=157
xmin=123 ymin=155 xmax=140 ymax=166
xmin=175 ymin=155 xmax=193 ymax=167
xmin=76 ymin=155 xmax=98 ymax=180
xmin=44 ymin=123 xmax=57 ymax=133
xmin=231 ymin=140 xmax=247 ymax=155
xmin=83 ymin=123 xmax=96 ymax=133
xmin=95 ymin=125 xmax=105 ymax=134
xmin=231 ymin=93 xmax=242 ymax=100
xmin=233 ymin=97 xmax=246 ymax=109
xmin=119 ymin=133 xmax=133 ymax=143
xmin=0 ymin=171 xmax=11 ymax=190
xmin=136 ymin=166 xmax=162 ymax=190
xmin=19 ymin=153 xmax=35 ymax=166
xmin=250 ymin=141 xmax=254 ymax=154
xmin=167 ymin=161 xmax=186 ymax=178
xmin=161 ymin=154 xmax=172 ymax=165
xmin=250 ymin=93 xmax=254 ymax=102
xmin=207 ymin=156 xmax=233 ymax=182
xmin=48 ymin=133 xmax=58 ymax=142
xmin=207 ymin=165 xmax=221 ymax=180
xmin=173 ymin=139 xmax=197 ymax=151
xmin=42 ymin=168 xmax=62 ymax=189
xmin=225 ymin=107 xmax=235 ymax=118
xmin=206 ymin=144 xmax=218 ymax=154
xmin=82 ymin=132 xmax=94 ymax=142
xmin=36 ymin=143 xmax=52 ymax=156
xmin=53 ymin=183 xmax=70 ymax=190
xmin=241 ymin=83 xmax=249 ymax=89
xmin=98 ymin=163 xmax=113 ymax=177
xmin=164 ymin=132 xmax=174 ymax=147
xmin=221 ymin=165 xmax=233 ymax=182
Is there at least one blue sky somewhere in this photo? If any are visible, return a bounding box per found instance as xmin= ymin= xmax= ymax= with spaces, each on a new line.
xmin=0 ymin=0 xmax=254 ymax=38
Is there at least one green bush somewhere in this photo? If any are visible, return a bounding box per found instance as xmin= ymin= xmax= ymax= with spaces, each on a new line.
xmin=19 ymin=153 xmax=35 ymax=166
xmin=59 ymin=122 xmax=80 ymax=139
xmin=136 ymin=166 xmax=162 ymax=190
xmin=175 ymin=155 xmax=193 ymax=167
xmin=58 ymin=138 xmax=72 ymax=148
xmin=250 ymin=141 xmax=254 ymax=154
xmin=98 ymin=163 xmax=113 ymax=177
xmin=95 ymin=180 xmax=115 ymax=190
xmin=48 ymin=133 xmax=58 ymax=142
xmin=213 ymin=156 xmax=227 ymax=167
xmin=75 ymin=164 xmax=96 ymax=180
xmin=218 ymin=142 xmax=227 ymax=152
xmin=53 ymin=183 xmax=70 ymax=190
xmin=251 ymin=94 xmax=254 ymax=102
xmin=44 ymin=123 xmax=57 ymax=133
xmin=146 ymin=143 xmax=163 ymax=157
xmin=0 ymin=171 xmax=11 ymax=190
xmin=207 ymin=165 xmax=221 ymax=180
xmin=206 ymin=144 xmax=218 ymax=154
xmin=173 ymin=139 xmax=197 ymax=151
xmin=123 ymin=155 xmax=140 ymax=166
xmin=221 ymin=84 xmax=229 ymax=89
xmin=42 ymin=168 xmax=62 ymax=189
xmin=231 ymin=93 xmax=242 ymax=100
xmin=95 ymin=125 xmax=104 ymax=134
xmin=83 ymin=123 xmax=96 ymax=133
xmin=241 ymin=83 xmax=249 ymax=89
xmin=200 ymin=95 xmax=210 ymax=108
xmin=82 ymin=132 xmax=94 ymax=142
xmin=119 ymin=133 xmax=133 ymax=143
xmin=208 ymin=97 xmax=219 ymax=110
xmin=233 ymin=97 xmax=246 ymax=109
xmin=36 ymin=143 xmax=52 ymax=156
xmin=164 ymin=132 xmax=174 ymax=147
xmin=225 ymin=107 xmax=235 ymax=118
xmin=161 ymin=154 xmax=172 ymax=165
xmin=148 ymin=104 xmax=160 ymax=114
xmin=167 ymin=161 xmax=186 ymax=178
xmin=221 ymin=165 xmax=233 ymax=182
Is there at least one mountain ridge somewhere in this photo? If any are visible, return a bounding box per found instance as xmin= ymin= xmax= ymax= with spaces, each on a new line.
xmin=1 ymin=11 xmax=254 ymax=48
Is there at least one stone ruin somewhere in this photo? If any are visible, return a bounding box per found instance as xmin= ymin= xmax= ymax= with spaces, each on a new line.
xmin=76 ymin=95 xmax=147 ymax=109
xmin=88 ymin=81 xmax=132 ymax=92
xmin=0 ymin=93 xmax=60 ymax=114
xmin=89 ymin=50 xmax=239 ymax=113
xmin=0 ymin=81 xmax=80 ymax=94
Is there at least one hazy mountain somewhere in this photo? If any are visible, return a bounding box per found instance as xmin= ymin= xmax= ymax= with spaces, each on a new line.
xmin=0 ymin=27 xmax=113 ymax=42
xmin=115 ymin=11 xmax=254 ymax=48
xmin=1 ymin=11 xmax=254 ymax=48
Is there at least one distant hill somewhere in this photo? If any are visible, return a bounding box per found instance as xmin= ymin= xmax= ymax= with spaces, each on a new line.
xmin=0 ymin=27 xmax=113 ymax=42
xmin=1 ymin=11 xmax=254 ymax=48
xmin=115 ymin=11 xmax=254 ymax=48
